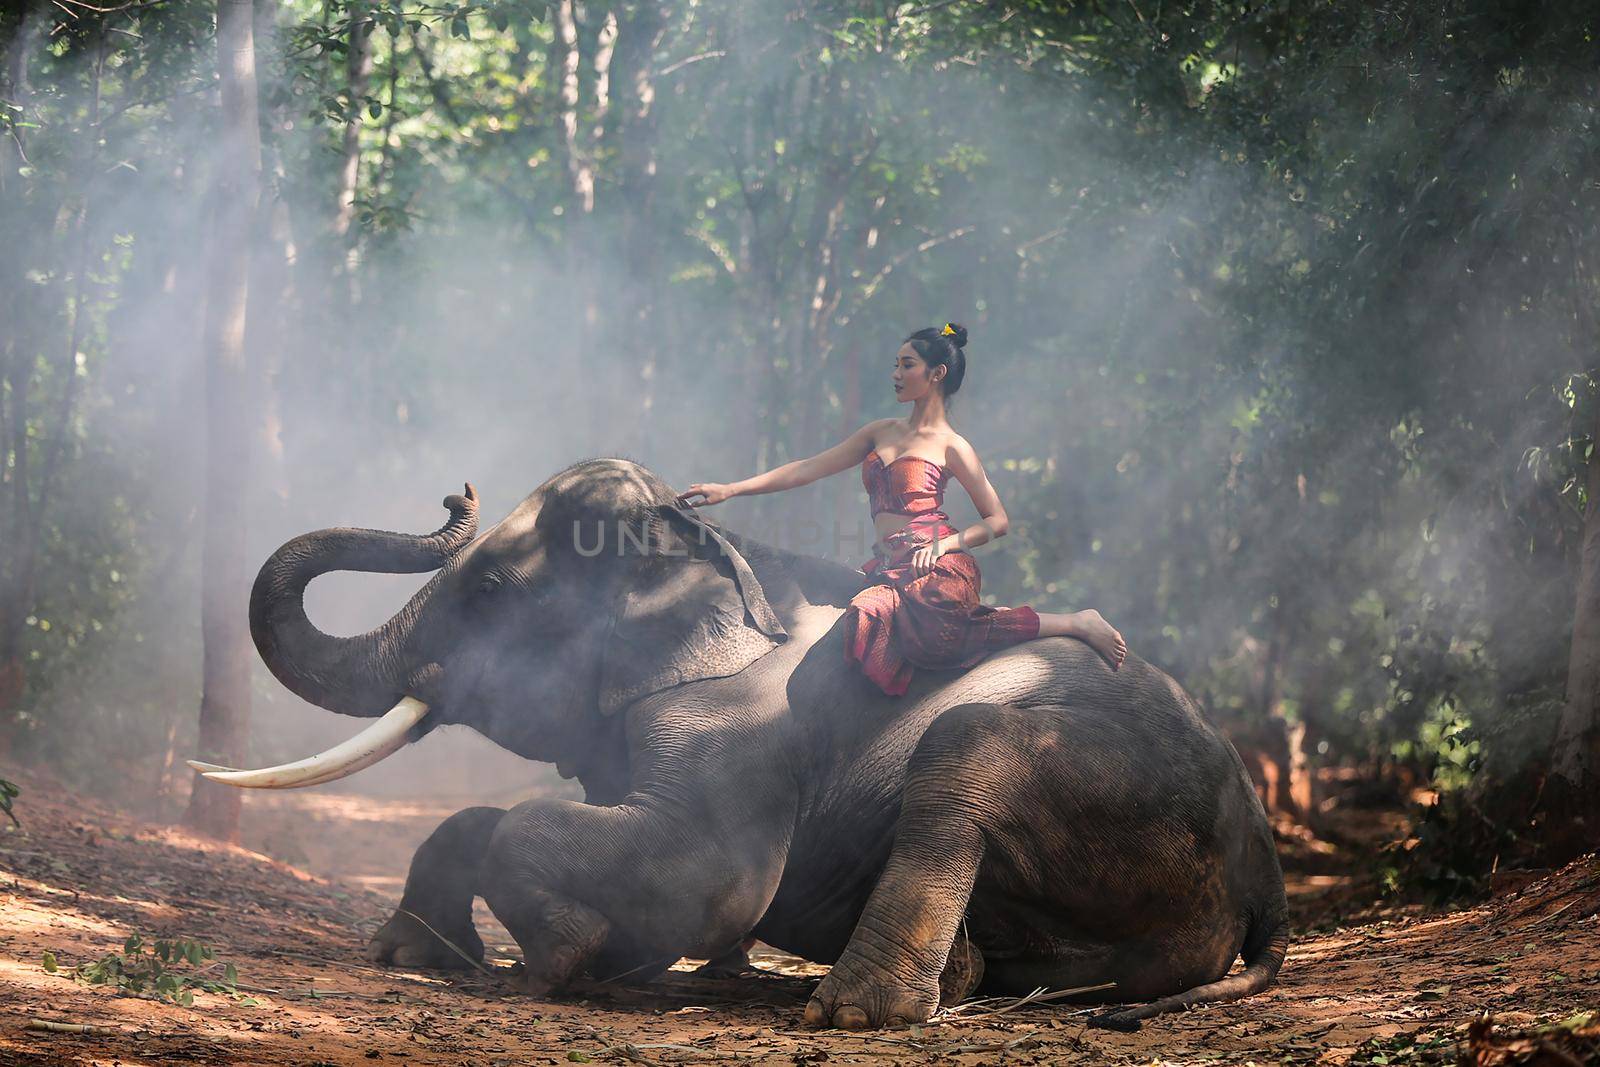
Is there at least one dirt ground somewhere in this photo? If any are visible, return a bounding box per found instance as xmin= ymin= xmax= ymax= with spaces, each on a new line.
xmin=0 ymin=767 xmax=1596 ymax=1066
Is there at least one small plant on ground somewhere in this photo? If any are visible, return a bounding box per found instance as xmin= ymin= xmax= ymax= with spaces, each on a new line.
xmin=42 ymin=934 xmax=239 ymax=1007
xmin=0 ymin=777 xmax=19 ymax=828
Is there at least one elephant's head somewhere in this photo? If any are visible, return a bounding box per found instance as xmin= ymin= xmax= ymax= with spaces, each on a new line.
xmin=191 ymin=459 xmax=788 ymax=789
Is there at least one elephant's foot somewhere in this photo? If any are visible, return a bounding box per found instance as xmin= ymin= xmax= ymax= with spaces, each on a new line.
xmin=693 ymin=937 xmax=757 ymax=979
xmin=937 ymin=932 xmax=984 ymax=1007
xmin=486 ymin=884 xmax=611 ymax=996
xmin=1088 ymin=1007 xmax=1144 ymax=1032
xmin=371 ymin=806 xmax=505 ymax=970
xmin=804 ymin=953 xmax=940 ymax=1030
xmin=365 ymin=908 xmax=485 ymax=969
xmin=804 ymin=931 xmax=984 ymax=1029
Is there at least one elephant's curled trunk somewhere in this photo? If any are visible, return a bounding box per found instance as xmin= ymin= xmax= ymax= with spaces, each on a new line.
xmin=250 ymin=484 xmax=478 ymax=716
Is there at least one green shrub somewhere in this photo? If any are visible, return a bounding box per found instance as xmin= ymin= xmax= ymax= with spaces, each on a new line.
xmin=42 ymin=934 xmax=239 ymax=1008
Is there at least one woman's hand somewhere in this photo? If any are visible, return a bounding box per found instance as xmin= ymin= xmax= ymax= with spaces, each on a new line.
xmin=910 ymin=538 xmax=944 ymax=577
xmin=676 ymin=482 xmax=735 ymax=507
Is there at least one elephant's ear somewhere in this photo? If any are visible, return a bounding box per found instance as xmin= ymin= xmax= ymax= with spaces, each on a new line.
xmin=598 ymin=502 xmax=788 ymax=716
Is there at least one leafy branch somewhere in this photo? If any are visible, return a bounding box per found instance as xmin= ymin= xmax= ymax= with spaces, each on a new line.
xmin=0 ymin=778 xmax=18 ymax=829
xmin=42 ymin=935 xmax=244 ymax=1008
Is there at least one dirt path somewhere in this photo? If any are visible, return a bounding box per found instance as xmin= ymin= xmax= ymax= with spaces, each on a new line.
xmin=1 ymin=768 xmax=1595 ymax=1066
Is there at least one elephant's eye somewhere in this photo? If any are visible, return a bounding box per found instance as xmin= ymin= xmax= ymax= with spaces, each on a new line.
xmin=478 ymin=573 xmax=503 ymax=596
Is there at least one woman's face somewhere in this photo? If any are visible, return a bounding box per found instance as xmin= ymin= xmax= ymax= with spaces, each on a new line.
xmin=893 ymin=343 xmax=944 ymax=403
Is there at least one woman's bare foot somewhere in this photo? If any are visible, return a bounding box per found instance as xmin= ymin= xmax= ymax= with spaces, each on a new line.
xmin=1038 ymin=609 xmax=1128 ymax=670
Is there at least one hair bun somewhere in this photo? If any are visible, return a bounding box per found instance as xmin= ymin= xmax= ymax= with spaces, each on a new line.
xmin=941 ymin=322 xmax=968 ymax=349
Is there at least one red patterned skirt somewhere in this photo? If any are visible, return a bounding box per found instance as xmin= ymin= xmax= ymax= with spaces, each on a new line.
xmin=844 ymin=511 xmax=1042 ymax=696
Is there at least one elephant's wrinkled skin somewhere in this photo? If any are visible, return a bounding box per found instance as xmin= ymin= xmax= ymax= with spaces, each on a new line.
xmin=250 ymin=459 xmax=1288 ymax=1030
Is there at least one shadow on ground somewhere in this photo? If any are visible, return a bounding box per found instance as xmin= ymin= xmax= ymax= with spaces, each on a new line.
xmin=1 ymin=768 xmax=1596 ymax=1066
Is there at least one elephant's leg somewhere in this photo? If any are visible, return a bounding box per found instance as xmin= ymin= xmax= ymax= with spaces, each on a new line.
xmin=809 ymin=702 xmax=1113 ymax=1029
xmin=939 ymin=928 xmax=985 ymax=1006
xmin=367 ymin=806 xmax=505 ymax=968
xmin=483 ymin=879 xmax=612 ymax=994
xmin=693 ymin=935 xmax=758 ymax=978
xmin=804 ymin=705 xmax=1014 ymax=1029
xmin=807 ymin=702 xmax=1253 ymax=1030
xmin=481 ymin=796 xmax=786 ymax=996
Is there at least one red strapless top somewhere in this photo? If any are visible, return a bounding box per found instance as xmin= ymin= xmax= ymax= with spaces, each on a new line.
xmin=862 ymin=450 xmax=951 ymax=518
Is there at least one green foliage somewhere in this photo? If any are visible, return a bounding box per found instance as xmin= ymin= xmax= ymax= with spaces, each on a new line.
xmin=0 ymin=777 xmax=18 ymax=828
xmin=1347 ymin=1026 xmax=1459 ymax=1065
xmin=41 ymin=934 xmax=240 ymax=1008
xmin=1 ymin=0 xmax=214 ymax=778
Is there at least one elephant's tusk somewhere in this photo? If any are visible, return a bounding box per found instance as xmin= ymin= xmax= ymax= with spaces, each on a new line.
xmin=185 ymin=696 xmax=429 ymax=789
xmin=185 ymin=761 xmax=235 ymax=773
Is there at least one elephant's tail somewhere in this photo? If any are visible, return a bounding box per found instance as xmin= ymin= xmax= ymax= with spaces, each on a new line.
xmin=1089 ymin=908 xmax=1290 ymax=1032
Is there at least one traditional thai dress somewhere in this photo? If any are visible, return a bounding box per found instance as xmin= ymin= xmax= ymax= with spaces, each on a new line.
xmin=843 ymin=449 xmax=1042 ymax=696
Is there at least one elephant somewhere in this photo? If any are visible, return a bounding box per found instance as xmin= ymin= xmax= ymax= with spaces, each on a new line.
xmin=200 ymin=458 xmax=1289 ymax=1031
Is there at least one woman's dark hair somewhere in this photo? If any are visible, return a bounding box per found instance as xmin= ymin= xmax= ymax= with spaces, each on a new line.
xmin=903 ymin=322 xmax=969 ymax=397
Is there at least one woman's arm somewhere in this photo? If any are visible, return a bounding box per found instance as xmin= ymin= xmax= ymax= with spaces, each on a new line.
xmin=677 ymin=419 xmax=892 ymax=507
xmin=938 ymin=437 xmax=1010 ymax=554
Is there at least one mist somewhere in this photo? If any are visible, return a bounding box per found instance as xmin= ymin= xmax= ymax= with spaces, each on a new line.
xmin=3 ymin=0 xmax=1598 ymax=871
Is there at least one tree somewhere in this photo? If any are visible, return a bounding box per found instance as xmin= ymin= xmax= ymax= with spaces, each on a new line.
xmin=1547 ymin=391 xmax=1600 ymax=861
xmin=183 ymin=0 xmax=262 ymax=842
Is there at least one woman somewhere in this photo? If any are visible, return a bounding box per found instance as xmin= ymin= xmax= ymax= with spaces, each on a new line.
xmin=677 ymin=322 xmax=1127 ymax=696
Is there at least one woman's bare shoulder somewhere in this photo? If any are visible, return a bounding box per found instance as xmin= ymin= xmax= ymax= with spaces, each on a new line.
xmin=943 ymin=431 xmax=976 ymax=460
xmin=862 ymin=417 xmax=902 ymax=447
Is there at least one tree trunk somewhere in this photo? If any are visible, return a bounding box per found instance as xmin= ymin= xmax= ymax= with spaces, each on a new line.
xmin=252 ymin=0 xmax=293 ymax=511
xmin=0 ymin=14 xmax=98 ymax=717
xmin=1545 ymin=396 xmax=1600 ymax=861
xmin=554 ymin=0 xmax=619 ymax=455
xmin=613 ymin=1 xmax=664 ymax=456
xmin=184 ymin=0 xmax=262 ymax=842
xmin=2 ymin=7 xmax=36 ymax=711
xmin=554 ymin=0 xmax=591 ymax=213
xmin=1243 ymin=597 xmax=1317 ymax=828
xmin=331 ymin=1 xmax=373 ymax=246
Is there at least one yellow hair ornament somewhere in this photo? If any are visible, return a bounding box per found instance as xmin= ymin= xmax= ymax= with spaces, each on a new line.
xmin=941 ymin=323 xmax=957 ymax=337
